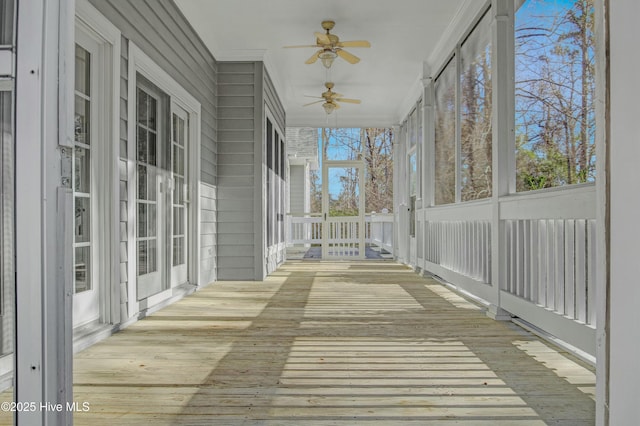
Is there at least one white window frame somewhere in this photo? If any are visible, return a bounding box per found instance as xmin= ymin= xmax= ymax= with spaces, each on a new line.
xmin=127 ymin=42 xmax=201 ymax=318
xmin=75 ymin=0 xmax=122 ymax=326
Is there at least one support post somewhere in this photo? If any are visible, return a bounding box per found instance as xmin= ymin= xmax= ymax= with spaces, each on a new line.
xmin=15 ymin=0 xmax=74 ymax=423
xmin=488 ymin=0 xmax=515 ymax=320
xmin=593 ymin=0 xmax=608 ymax=423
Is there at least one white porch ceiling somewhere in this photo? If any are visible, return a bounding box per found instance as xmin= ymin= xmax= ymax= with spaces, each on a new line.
xmin=175 ymin=0 xmax=475 ymax=128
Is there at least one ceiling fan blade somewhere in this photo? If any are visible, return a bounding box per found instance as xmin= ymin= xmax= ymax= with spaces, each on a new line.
xmin=283 ymin=44 xmax=320 ymax=48
xmin=304 ymin=95 xmax=324 ymax=99
xmin=303 ymin=100 xmax=324 ymax=107
xmin=305 ymin=50 xmax=321 ymax=64
xmin=314 ymin=32 xmax=331 ymax=45
xmin=336 ymin=98 xmax=361 ymax=104
xmin=335 ymin=48 xmax=360 ymax=64
xmin=337 ymin=40 xmax=371 ymax=48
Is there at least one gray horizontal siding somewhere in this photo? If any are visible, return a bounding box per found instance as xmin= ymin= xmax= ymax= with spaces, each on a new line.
xmin=217 ymin=62 xmax=258 ymax=280
xmin=90 ymin=0 xmax=218 ymax=185
xmin=290 ymin=165 xmax=305 ymax=213
xmin=263 ymin=66 xmax=285 ymax=132
xmin=200 ymin=183 xmax=217 ymax=286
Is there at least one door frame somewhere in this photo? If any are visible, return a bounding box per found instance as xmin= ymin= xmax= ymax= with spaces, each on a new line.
xmin=322 ymin=159 xmax=366 ymax=259
xmin=127 ymin=42 xmax=201 ymax=317
xmin=74 ymin=0 xmax=122 ymax=328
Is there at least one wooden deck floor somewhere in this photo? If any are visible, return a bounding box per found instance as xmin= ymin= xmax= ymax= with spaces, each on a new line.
xmin=3 ymin=261 xmax=596 ymax=425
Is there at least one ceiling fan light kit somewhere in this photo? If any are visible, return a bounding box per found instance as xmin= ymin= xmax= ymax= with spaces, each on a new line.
xmin=318 ymin=50 xmax=337 ymax=69
xmin=285 ymin=21 xmax=369 ymax=114
xmin=322 ymin=102 xmax=336 ymax=114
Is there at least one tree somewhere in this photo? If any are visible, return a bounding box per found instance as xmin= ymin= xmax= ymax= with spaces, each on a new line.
xmin=515 ymin=0 xmax=595 ymax=191
xmin=313 ymin=127 xmax=394 ymax=215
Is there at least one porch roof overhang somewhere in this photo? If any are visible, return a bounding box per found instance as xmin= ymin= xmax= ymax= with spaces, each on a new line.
xmin=175 ymin=0 xmax=483 ymax=128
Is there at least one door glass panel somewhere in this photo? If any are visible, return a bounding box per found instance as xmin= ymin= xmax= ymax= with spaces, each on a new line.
xmin=74 ymin=147 xmax=90 ymax=193
xmin=0 ymin=0 xmax=14 ymax=46
xmin=136 ymin=79 xmax=169 ymax=300
xmin=137 ymin=241 xmax=147 ymax=275
xmin=0 ymin=89 xmax=15 ymax=414
xmin=136 ymin=86 xmax=160 ymax=283
xmin=74 ymin=196 xmax=91 ymax=243
xmin=74 ymin=246 xmax=91 ymax=292
xmin=73 ymin=44 xmax=92 ymax=295
xmin=171 ymin=112 xmax=187 ymax=268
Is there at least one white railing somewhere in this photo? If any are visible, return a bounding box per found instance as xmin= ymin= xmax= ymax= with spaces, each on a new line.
xmin=287 ymin=213 xmax=322 ymax=245
xmin=369 ymin=213 xmax=394 ymax=253
xmin=286 ymin=213 xmax=394 ymax=254
xmin=417 ymin=184 xmax=597 ymax=356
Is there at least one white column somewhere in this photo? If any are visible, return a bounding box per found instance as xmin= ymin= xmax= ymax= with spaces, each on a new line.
xmin=487 ymin=0 xmax=515 ymax=319
xmin=592 ymin=0 xmax=608 ymax=424
xmin=392 ymin=124 xmax=401 ymax=259
xmin=16 ymin=0 xmax=74 ymax=423
xmin=608 ymin=0 xmax=640 ymax=423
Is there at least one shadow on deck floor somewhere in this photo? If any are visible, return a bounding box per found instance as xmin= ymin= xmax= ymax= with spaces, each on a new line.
xmin=62 ymin=261 xmax=594 ymax=425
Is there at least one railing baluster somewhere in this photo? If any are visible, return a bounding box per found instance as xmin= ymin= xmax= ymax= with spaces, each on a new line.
xmin=564 ymin=219 xmax=576 ymax=319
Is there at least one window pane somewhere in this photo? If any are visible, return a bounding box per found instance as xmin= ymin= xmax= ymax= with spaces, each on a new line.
xmin=74 ymin=196 xmax=91 ymax=243
xmin=409 ymin=152 xmax=417 ymax=197
xmin=0 ymin=0 xmax=14 ymax=45
xmin=0 ymin=91 xmax=16 ymax=379
xmin=148 ymin=95 xmax=157 ymax=131
xmin=137 ymin=88 xmax=148 ymax=127
xmin=174 ymin=176 xmax=183 ymax=205
xmin=137 ymin=126 xmax=147 ymax=163
xmin=74 ymin=95 xmax=90 ymax=145
xmin=137 ymin=164 xmax=147 ymax=200
xmin=74 ymin=246 xmax=91 ymax=293
xmin=515 ymin=0 xmax=596 ymax=191
xmin=148 ymin=131 xmax=157 ymax=167
xmin=74 ymin=45 xmax=91 ymax=96
xmin=434 ymin=58 xmax=456 ymax=205
xmin=148 ymin=204 xmax=157 ymax=238
xmin=174 ymin=207 xmax=184 ymax=235
xmin=137 ymin=241 xmax=147 ymax=276
xmin=137 ymin=203 xmax=147 ymax=237
xmin=147 ymin=166 xmax=157 ymax=202
xmin=173 ymin=237 xmax=184 ymax=266
xmin=74 ymin=146 xmax=91 ymax=193
xmin=148 ymin=239 xmax=157 ymax=273
xmin=460 ymin=9 xmax=492 ymax=201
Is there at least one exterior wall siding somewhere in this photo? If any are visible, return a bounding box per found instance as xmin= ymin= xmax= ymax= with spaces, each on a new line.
xmin=200 ymin=183 xmax=217 ymax=285
xmin=89 ymin=0 xmax=218 ymax=316
xmin=289 ymin=165 xmax=305 ymax=213
xmin=217 ymin=62 xmax=258 ymax=280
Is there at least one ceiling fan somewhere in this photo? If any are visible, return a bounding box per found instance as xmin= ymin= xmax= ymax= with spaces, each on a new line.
xmin=284 ymin=20 xmax=371 ymax=68
xmin=303 ymin=82 xmax=361 ymax=114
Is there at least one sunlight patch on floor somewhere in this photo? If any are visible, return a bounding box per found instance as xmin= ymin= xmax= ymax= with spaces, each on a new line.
xmin=513 ymin=340 xmax=596 ymax=399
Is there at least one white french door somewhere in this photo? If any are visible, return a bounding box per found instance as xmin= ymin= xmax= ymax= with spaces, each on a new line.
xmin=322 ymin=160 xmax=366 ymax=259
xmin=135 ymin=81 xmax=190 ymax=302
xmin=170 ymin=104 xmax=189 ymax=286
xmin=73 ymin=32 xmax=100 ymax=327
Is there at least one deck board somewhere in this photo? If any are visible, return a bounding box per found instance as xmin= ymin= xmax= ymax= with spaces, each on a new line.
xmin=1 ymin=261 xmax=595 ymax=424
